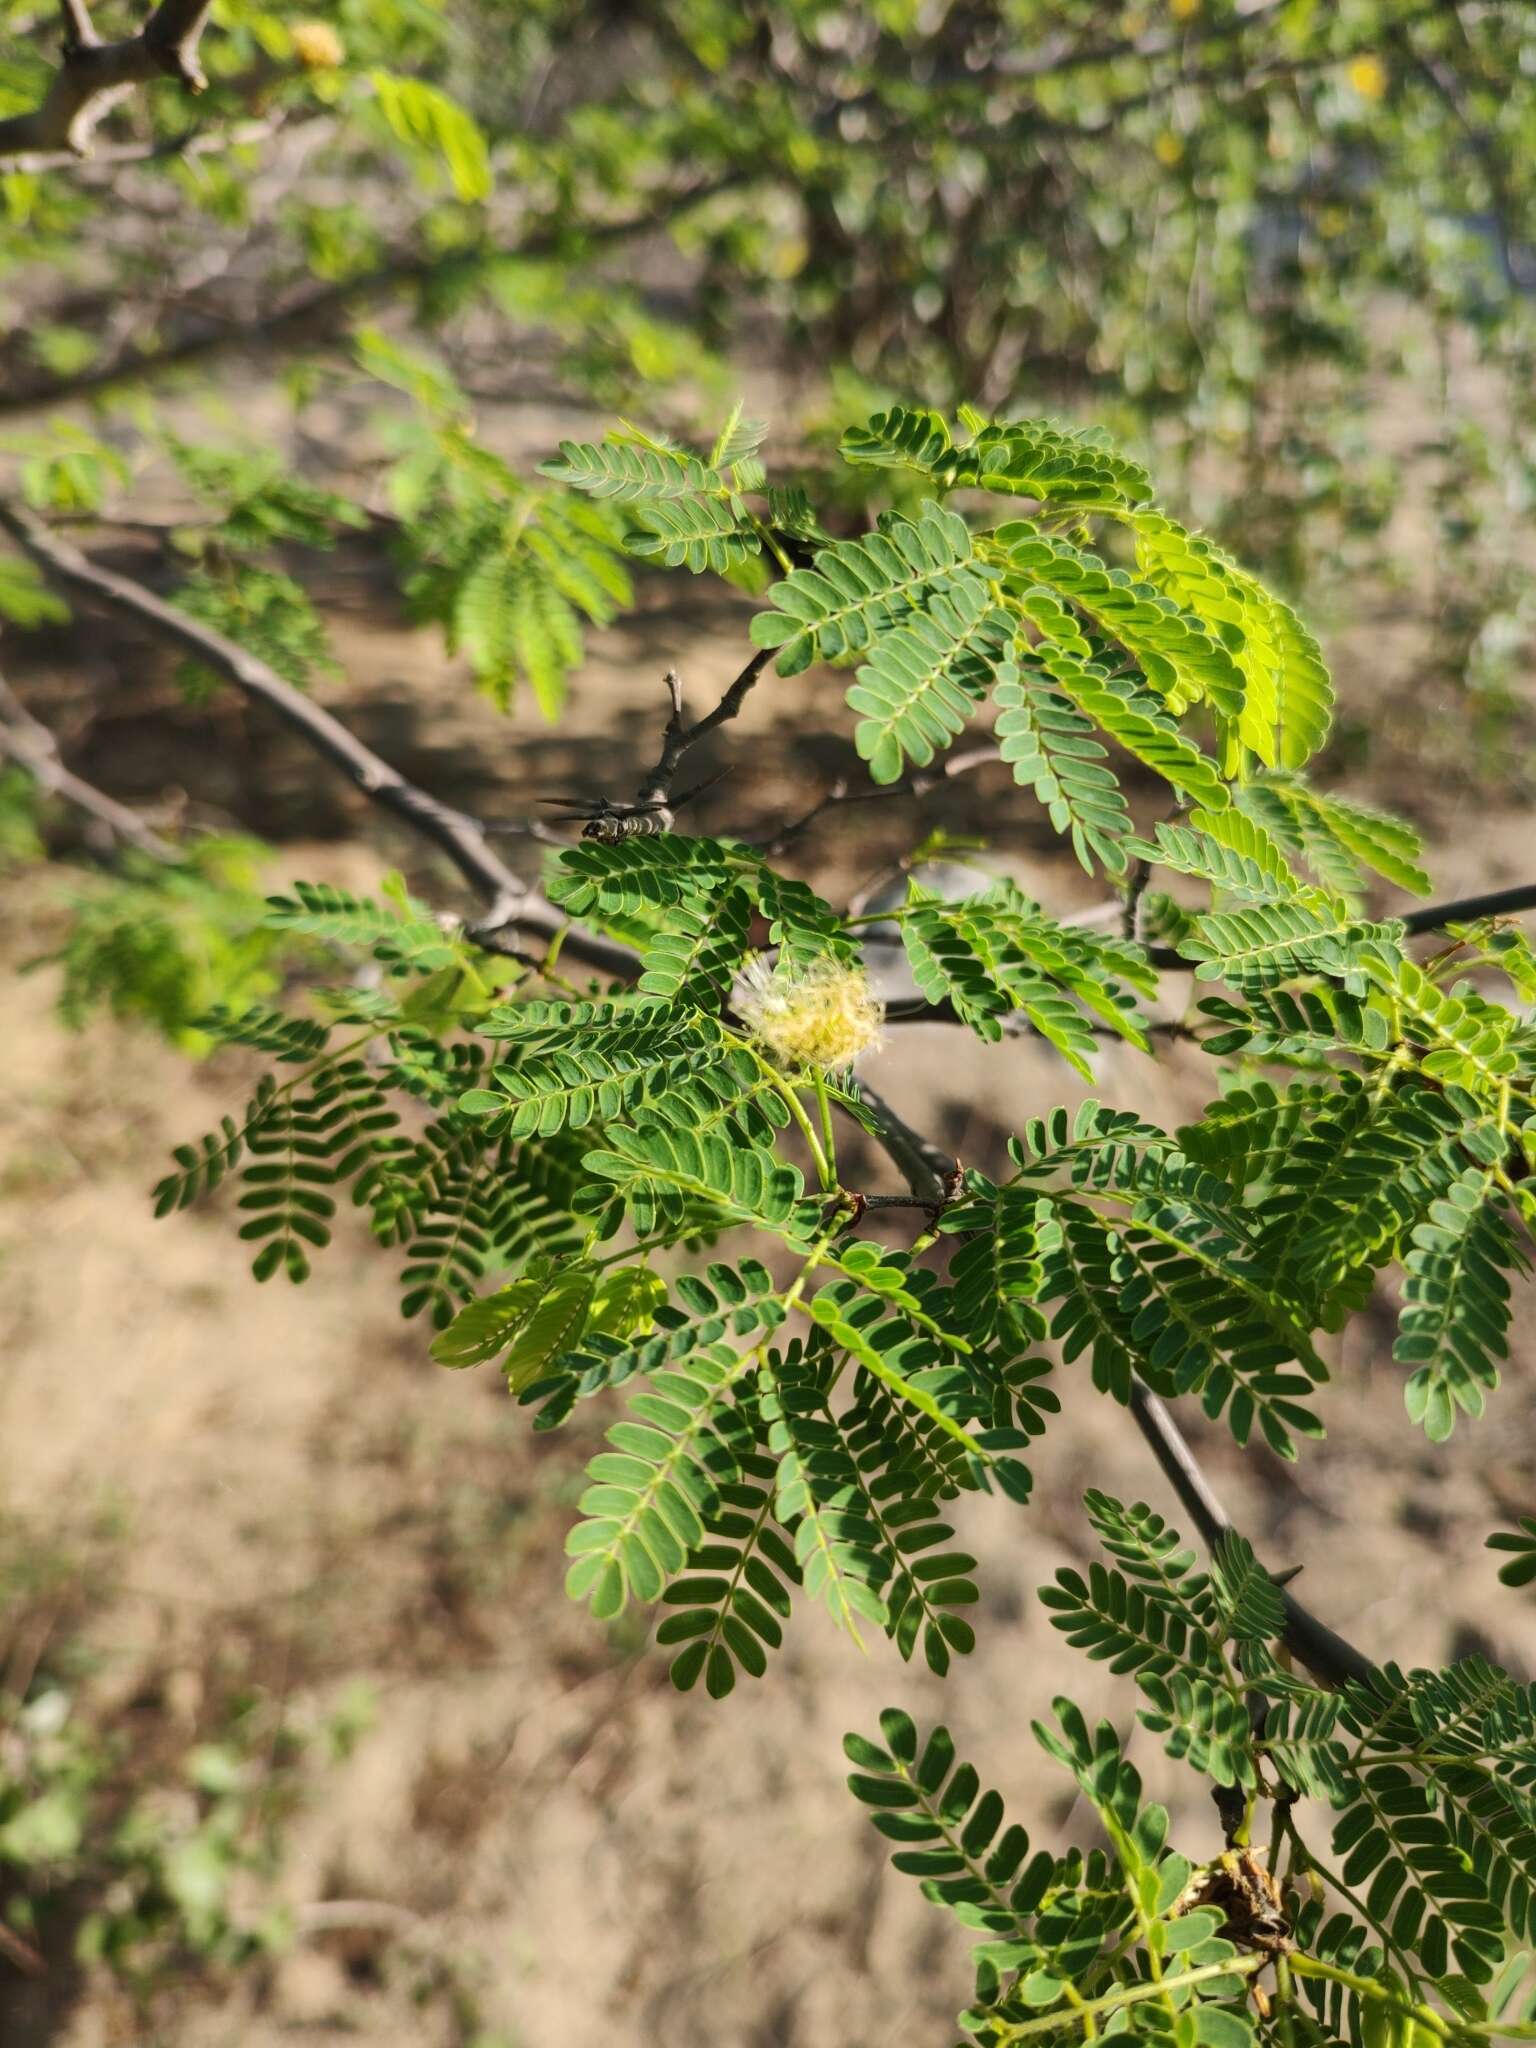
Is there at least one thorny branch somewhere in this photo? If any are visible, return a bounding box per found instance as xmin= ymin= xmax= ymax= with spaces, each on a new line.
xmin=0 ymin=0 xmax=217 ymax=170
xmin=636 ymin=652 xmax=774 ymax=809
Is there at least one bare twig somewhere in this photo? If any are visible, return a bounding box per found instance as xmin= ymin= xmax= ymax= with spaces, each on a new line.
xmin=0 ymin=671 xmax=179 ymax=860
xmin=0 ymin=0 xmax=217 ymax=169
xmin=754 ymin=744 xmax=1000 ymax=856
xmin=636 ymin=650 xmax=773 ymax=807
xmin=0 ymin=1918 xmax=45 ymax=1976
xmin=9 ymin=103 xmax=295 ymax=175
xmin=58 ymin=0 xmax=96 ymax=50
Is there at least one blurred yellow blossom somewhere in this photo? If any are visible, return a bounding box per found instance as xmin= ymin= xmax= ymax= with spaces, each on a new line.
xmin=1347 ymin=54 xmax=1388 ymax=100
xmin=291 ymin=22 xmax=345 ymax=70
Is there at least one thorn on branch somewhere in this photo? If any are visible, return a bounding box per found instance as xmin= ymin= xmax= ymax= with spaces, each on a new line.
xmin=142 ymin=0 xmax=215 ymax=92
xmin=826 ymin=1165 xmax=962 ymax=1232
xmin=637 ymin=649 xmax=773 ymax=808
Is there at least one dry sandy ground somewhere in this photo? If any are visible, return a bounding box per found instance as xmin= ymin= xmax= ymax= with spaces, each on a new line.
xmin=1 ymin=365 xmax=1535 ymax=2046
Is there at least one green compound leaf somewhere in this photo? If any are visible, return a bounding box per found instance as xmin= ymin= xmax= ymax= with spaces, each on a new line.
xmin=993 ymin=656 xmax=1133 ymax=876
xmin=1396 ymin=1169 xmax=1520 ymax=1442
xmin=845 ymin=577 xmax=1013 ymax=784
xmin=583 ymin=1123 xmax=809 ymax=1240
xmin=565 ymin=1348 xmax=761 ymax=1619
xmin=750 ymin=501 xmax=980 ymax=675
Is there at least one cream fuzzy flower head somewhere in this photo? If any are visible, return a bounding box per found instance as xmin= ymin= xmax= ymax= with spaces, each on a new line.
xmin=736 ymin=953 xmax=884 ymax=1075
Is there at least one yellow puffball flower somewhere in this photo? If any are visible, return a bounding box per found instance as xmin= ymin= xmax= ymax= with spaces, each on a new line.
xmin=1154 ymin=131 xmax=1184 ymax=167
xmin=736 ymin=954 xmax=884 ymax=1076
xmin=1347 ymin=53 xmax=1388 ymax=100
xmin=291 ymin=21 xmax=345 ymax=70
xmin=1170 ymin=0 xmax=1200 ymax=21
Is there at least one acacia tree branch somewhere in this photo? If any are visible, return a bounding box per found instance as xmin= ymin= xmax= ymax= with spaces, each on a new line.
xmin=1124 ymin=1381 xmax=1380 ymax=1690
xmin=58 ymin=0 xmax=95 ymax=49
xmin=636 ymin=650 xmax=774 ymax=807
xmin=848 ymin=1079 xmax=963 ymax=1203
xmin=7 ymin=101 xmax=301 ymax=175
xmin=0 ymin=498 xmax=641 ymax=974
xmin=0 ymin=0 xmax=216 ymax=169
xmin=0 ymin=671 xmax=178 ymax=860
xmin=8 ymin=499 xmax=1531 ymax=1028
xmin=0 ymin=508 xmax=1489 ymax=1692
xmin=0 ymin=508 xmax=1146 ymax=1033
xmin=1398 ymin=882 xmax=1536 ymax=934
xmin=0 ymin=506 xmax=1045 ymax=1008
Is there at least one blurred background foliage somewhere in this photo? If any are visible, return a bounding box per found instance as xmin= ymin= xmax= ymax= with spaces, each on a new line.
xmin=2 ymin=0 xmax=1535 ymax=759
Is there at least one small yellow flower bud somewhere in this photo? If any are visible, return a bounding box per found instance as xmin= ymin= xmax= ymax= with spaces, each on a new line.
xmin=1347 ymin=54 xmax=1388 ymax=100
xmin=291 ymin=22 xmax=345 ymax=70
